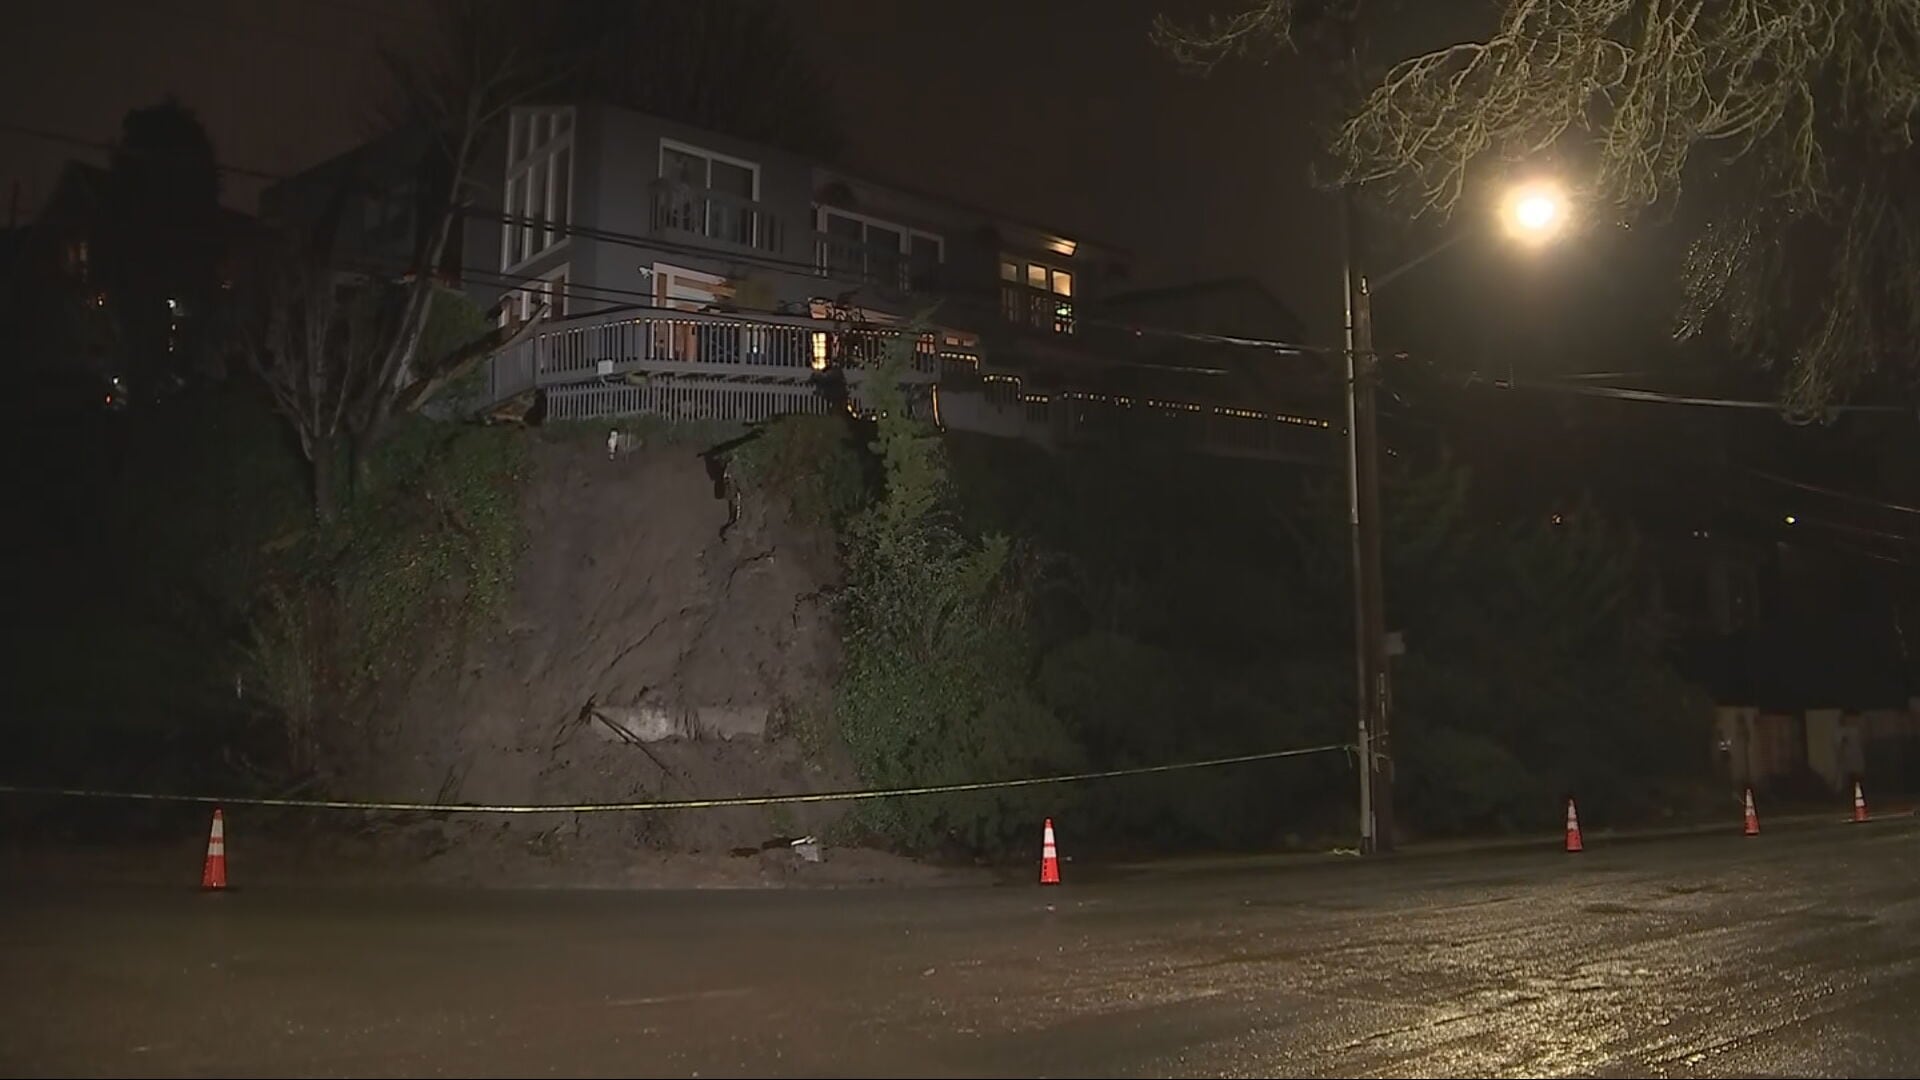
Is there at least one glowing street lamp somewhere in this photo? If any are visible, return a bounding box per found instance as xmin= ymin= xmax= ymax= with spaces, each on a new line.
xmin=1501 ymin=180 xmax=1571 ymax=245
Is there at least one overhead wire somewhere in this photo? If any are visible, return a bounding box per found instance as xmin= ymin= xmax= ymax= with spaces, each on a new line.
xmin=1749 ymin=470 xmax=1920 ymax=519
xmin=1480 ymin=374 xmax=1915 ymax=416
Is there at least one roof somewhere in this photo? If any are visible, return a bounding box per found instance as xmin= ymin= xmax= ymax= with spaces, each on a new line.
xmin=1101 ymin=276 xmax=1307 ymax=344
xmin=811 ymin=162 xmax=1130 ymax=260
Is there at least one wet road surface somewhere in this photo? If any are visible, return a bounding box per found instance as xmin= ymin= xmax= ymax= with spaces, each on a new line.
xmin=5 ymin=819 xmax=1920 ymax=1077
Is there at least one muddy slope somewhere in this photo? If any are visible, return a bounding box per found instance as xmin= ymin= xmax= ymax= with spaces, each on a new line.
xmin=349 ymin=433 xmax=852 ymax=858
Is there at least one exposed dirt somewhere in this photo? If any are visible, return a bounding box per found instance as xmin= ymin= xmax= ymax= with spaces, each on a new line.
xmin=333 ymin=431 xmax=867 ymax=879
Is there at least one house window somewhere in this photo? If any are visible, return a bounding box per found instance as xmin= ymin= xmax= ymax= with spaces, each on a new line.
xmin=816 ymin=208 xmax=942 ymax=288
xmin=651 ymin=263 xmax=727 ymax=311
xmin=658 ymin=139 xmax=763 ymax=246
xmin=500 ymin=264 xmax=570 ymax=326
xmin=1000 ymin=256 xmax=1074 ymax=334
xmin=501 ymin=106 xmax=574 ymax=270
xmin=650 ymin=263 xmax=759 ymax=364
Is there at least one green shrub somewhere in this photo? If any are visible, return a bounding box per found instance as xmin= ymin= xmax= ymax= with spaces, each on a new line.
xmin=834 ymin=337 xmax=1078 ymax=852
xmin=241 ymin=418 xmax=526 ymax=777
xmin=729 ymin=414 xmax=868 ymax=525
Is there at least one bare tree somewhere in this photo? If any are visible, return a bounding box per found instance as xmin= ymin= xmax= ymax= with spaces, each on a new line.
xmin=242 ymin=0 xmax=549 ymax=521
xmin=1158 ymin=0 xmax=1920 ymax=412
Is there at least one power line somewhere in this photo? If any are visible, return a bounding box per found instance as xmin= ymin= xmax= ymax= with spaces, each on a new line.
xmin=348 ymin=254 xmax=927 ymax=332
xmin=1485 ymin=374 xmax=1914 ymax=416
xmin=1751 ymin=470 xmax=1920 ymax=519
xmin=346 ymin=206 xmax=1334 ymax=355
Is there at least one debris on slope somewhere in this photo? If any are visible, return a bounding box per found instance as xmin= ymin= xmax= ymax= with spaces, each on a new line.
xmin=345 ymin=431 xmax=853 ymax=865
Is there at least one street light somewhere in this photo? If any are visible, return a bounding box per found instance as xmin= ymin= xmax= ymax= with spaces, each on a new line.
xmin=1342 ymin=175 xmax=1572 ymax=855
xmin=1501 ymin=180 xmax=1571 ymax=245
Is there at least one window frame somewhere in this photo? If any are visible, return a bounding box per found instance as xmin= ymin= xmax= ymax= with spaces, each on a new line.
xmin=817 ymin=206 xmax=943 ymax=289
xmin=501 ymin=106 xmax=576 ymax=273
xmin=658 ymin=138 xmax=762 ymax=200
xmin=499 ymin=262 xmax=571 ymax=326
xmin=817 ymin=206 xmax=943 ymax=262
xmin=650 ymin=262 xmax=728 ymax=311
xmin=999 ymin=254 xmax=1076 ymax=334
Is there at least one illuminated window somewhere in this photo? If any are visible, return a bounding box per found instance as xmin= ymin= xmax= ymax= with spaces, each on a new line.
xmin=1000 ymin=256 xmax=1075 ymax=334
xmin=502 ymin=106 xmax=575 ymax=270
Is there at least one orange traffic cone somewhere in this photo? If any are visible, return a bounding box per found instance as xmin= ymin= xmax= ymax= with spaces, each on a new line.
xmin=1564 ymin=798 xmax=1584 ymax=853
xmin=1743 ymin=788 xmax=1760 ymax=836
xmin=201 ymin=808 xmax=228 ymax=890
xmin=1853 ymin=780 xmax=1869 ymax=823
xmin=1039 ymin=818 xmax=1061 ymax=884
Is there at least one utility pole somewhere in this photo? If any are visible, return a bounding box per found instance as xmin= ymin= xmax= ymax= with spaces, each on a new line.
xmin=1342 ymin=187 xmax=1393 ymax=854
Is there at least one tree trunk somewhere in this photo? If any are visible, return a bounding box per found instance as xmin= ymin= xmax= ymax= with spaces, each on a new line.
xmin=311 ymin=433 xmax=343 ymax=525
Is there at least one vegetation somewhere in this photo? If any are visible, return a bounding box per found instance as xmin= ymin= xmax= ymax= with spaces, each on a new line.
xmin=831 ymin=344 xmax=1078 ymax=851
xmin=98 ymin=97 xmax=225 ymax=392
xmin=3 ymin=384 xmax=306 ymax=790
xmin=8 ymin=358 xmax=1704 ymax=842
xmin=942 ymin=431 xmax=1708 ymax=847
xmin=704 ymin=344 xmax=1706 ymax=853
xmin=1158 ymin=0 xmax=1920 ymax=412
xmin=728 ymin=414 xmax=869 ymax=526
xmin=243 ymin=417 xmax=525 ymax=779
xmin=237 ymin=1 xmax=555 ymax=523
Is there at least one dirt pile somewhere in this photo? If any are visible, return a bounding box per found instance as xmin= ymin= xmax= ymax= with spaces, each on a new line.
xmin=346 ymin=432 xmax=855 ymax=866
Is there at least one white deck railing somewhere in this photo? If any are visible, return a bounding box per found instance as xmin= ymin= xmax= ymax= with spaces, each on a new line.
xmin=487 ymin=307 xmax=966 ymax=406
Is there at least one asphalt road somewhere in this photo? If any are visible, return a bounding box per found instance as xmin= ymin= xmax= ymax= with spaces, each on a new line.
xmin=5 ymin=819 xmax=1920 ymax=1077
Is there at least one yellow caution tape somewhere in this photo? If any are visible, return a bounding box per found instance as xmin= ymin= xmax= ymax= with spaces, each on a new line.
xmin=0 ymin=743 xmax=1351 ymax=815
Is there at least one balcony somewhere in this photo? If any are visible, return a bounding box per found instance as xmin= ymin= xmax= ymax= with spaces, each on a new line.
xmin=814 ymin=233 xmax=908 ymax=292
xmin=486 ymin=306 xmax=966 ymax=414
xmin=649 ymin=179 xmax=785 ymax=254
xmin=1000 ymin=284 xmax=1075 ymax=335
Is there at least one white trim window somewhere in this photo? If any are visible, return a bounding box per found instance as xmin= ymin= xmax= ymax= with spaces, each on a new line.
xmin=817 ymin=207 xmax=942 ymax=289
xmin=500 ymin=263 xmax=570 ymax=326
xmin=1000 ymin=256 xmax=1074 ymax=334
xmin=501 ymin=106 xmax=574 ymax=271
xmin=658 ymin=139 xmax=765 ymax=246
xmin=650 ymin=262 xmax=727 ymax=311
